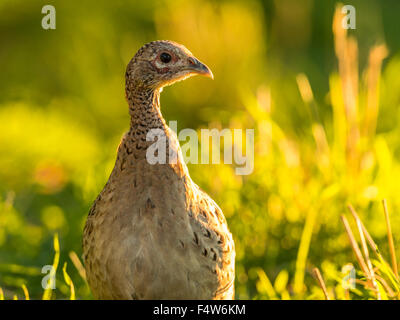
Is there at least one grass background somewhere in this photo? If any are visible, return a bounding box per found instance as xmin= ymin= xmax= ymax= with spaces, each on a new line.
xmin=0 ymin=0 xmax=400 ymax=299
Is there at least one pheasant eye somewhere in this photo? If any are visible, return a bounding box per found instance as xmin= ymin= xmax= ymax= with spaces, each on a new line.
xmin=160 ymin=52 xmax=172 ymax=63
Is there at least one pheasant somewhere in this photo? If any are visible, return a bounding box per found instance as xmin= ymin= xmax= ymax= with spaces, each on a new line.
xmin=82 ymin=40 xmax=235 ymax=300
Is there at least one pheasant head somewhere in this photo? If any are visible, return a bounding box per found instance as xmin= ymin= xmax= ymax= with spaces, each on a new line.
xmin=125 ymin=40 xmax=213 ymax=91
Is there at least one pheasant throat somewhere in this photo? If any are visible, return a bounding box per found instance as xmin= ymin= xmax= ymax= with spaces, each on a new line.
xmin=125 ymin=83 xmax=169 ymax=153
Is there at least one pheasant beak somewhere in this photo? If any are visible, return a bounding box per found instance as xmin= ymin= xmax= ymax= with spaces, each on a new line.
xmin=187 ymin=57 xmax=214 ymax=79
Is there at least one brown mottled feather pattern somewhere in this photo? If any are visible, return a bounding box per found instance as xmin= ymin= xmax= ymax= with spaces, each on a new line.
xmin=83 ymin=40 xmax=235 ymax=300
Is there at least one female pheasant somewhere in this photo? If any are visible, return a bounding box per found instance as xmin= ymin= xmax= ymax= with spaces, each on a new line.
xmin=82 ymin=40 xmax=235 ymax=300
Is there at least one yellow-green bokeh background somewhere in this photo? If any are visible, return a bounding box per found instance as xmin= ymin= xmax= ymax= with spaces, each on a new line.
xmin=1 ymin=0 xmax=400 ymax=299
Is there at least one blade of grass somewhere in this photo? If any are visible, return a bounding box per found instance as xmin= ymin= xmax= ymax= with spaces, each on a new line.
xmin=21 ymin=284 xmax=29 ymax=300
xmin=355 ymin=218 xmax=381 ymax=299
xmin=313 ymin=267 xmax=331 ymax=300
xmin=69 ymin=251 xmax=87 ymax=283
xmin=374 ymin=274 xmax=396 ymax=298
xmin=373 ymin=258 xmax=400 ymax=292
xmin=296 ymin=73 xmax=321 ymax=123
xmin=256 ymin=268 xmax=277 ymax=299
xmin=62 ymin=262 xmax=75 ymax=300
xmin=341 ymin=215 xmax=370 ymax=276
xmin=363 ymin=45 xmax=388 ymax=140
xmin=348 ymin=205 xmax=379 ymax=253
xmin=42 ymin=233 xmax=60 ymax=300
xmin=294 ymin=208 xmax=318 ymax=295
xmin=382 ymin=199 xmax=399 ymax=280
xmin=375 ymin=281 xmax=389 ymax=300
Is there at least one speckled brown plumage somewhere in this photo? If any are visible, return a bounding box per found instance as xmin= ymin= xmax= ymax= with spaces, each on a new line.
xmin=82 ymin=40 xmax=235 ymax=300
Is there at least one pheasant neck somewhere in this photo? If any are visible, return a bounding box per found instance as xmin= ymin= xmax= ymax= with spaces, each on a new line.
xmin=127 ymin=86 xmax=166 ymax=132
xmin=122 ymin=82 xmax=189 ymax=179
xmin=124 ymin=83 xmax=171 ymax=155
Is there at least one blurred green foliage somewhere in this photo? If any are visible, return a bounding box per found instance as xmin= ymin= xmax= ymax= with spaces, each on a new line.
xmin=0 ymin=0 xmax=400 ymax=299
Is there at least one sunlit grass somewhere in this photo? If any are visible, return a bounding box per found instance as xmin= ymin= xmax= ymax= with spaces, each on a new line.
xmin=312 ymin=201 xmax=400 ymax=300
